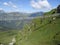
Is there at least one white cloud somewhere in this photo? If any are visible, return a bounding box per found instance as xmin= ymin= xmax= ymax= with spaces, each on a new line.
xmin=3 ymin=1 xmax=17 ymax=8
xmin=8 ymin=1 xmax=17 ymax=8
xmin=31 ymin=0 xmax=51 ymax=9
xmin=13 ymin=5 xmax=17 ymax=8
xmin=0 ymin=8 xmax=3 ymax=10
xmin=3 ymin=2 xmax=9 ymax=6
xmin=15 ymin=9 xmax=20 ymax=12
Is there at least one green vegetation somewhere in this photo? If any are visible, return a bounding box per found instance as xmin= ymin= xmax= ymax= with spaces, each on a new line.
xmin=15 ymin=7 xmax=60 ymax=45
xmin=0 ymin=5 xmax=60 ymax=45
xmin=16 ymin=15 xmax=60 ymax=45
xmin=28 ymin=18 xmax=60 ymax=45
xmin=0 ymin=30 xmax=19 ymax=45
xmin=44 ymin=9 xmax=57 ymax=15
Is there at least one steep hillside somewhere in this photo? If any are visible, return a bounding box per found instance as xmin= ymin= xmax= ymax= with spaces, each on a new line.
xmin=44 ymin=5 xmax=60 ymax=15
xmin=16 ymin=15 xmax=60 ymax=45
xmin=15 ymin=6 xmax=60 ymax=45
xmin=44 ymin=9 xmax=57 ymax=15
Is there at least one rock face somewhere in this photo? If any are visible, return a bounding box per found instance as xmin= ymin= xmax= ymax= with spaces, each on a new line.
xmin=57 ymin=5 xmax=60 ymax=13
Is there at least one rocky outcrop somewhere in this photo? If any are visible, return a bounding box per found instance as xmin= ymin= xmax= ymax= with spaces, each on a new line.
xmin=57 ymin=5 xmax=60 ymax=13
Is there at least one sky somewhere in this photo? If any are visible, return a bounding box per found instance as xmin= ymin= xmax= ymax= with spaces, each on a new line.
xmin=0 ymin=0 xmax=60 ymax=13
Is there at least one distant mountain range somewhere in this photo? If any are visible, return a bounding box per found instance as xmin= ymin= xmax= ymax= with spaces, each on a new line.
xmin=0 ymin=10 xmax=44 ymax=30
xmin=0 ymin=10 xmax=43 ymax=17
xmin=29 ymin=12 xmax=43 ymax=17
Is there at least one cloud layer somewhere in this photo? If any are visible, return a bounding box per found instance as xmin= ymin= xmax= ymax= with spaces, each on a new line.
xmin=31 ymin=0 xmax=51 ymax=9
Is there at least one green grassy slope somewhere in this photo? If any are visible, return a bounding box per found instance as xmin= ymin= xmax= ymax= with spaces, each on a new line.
xmin=28 ymin=18 xmax=60 ymax=45
xmin=44 ymin=9 xmax=57 ymax=15
xmin=0 ymin=30 xmax=19 ymax=45
xmin=16 ymin=15 xmax=60 ymax=45
xmin=15 ymin=6 xmax=60 ymax=45
xmin=0 ymin=7 xmax=59 ymax=45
